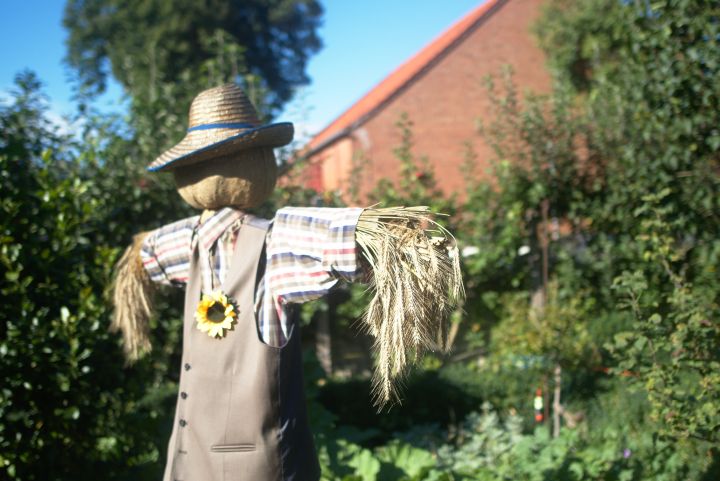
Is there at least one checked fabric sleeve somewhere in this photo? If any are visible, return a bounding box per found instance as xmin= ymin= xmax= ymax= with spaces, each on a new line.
xmin=139 ymin=207 xmax=363 ymax=347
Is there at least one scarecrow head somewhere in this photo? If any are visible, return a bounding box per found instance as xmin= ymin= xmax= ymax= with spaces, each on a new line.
xmin=146 ymin=84 xmax=293 ymax=210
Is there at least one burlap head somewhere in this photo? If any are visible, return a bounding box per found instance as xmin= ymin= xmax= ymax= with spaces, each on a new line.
xmin=173 ymin=148 xmax=278 ymax=210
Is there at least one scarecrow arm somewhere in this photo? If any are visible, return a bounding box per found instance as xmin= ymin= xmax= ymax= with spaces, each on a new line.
xmin=355 ymin=207 xmax=464 ymax=408
xmin=111 ymin=215 xmax=198 ymax=361
xmin=111 ymin=232 xmax=155 ymax=362
xmin=266 ymin=207 xmax=365 ymax=305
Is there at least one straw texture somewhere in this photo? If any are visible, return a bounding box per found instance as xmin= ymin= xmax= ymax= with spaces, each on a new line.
xmin=111 ymin=232 xmax=154 ymax=362
xmin=148 ymin=84 xmax=293 ymax=172
xmin=355 ymin=207 xmax=464 ymax=408
xmin=174 ymin=148 xmax=278 ymax=209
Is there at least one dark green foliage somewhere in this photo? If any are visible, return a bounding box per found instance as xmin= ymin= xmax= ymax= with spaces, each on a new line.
xmin=455 ymin=0 xmax=720 ymax=449
xmin=317 ymin=367 xmax=483 ymax=444
xmin=0 ymin=72 xmax=189 ymax=480
xmin=64 ymin=0 xmax=323 ymax=162
xmin=534 ymin=0 xmax=720 ymax=444
xmin=63 ymin=0 xmax=323 ymax=116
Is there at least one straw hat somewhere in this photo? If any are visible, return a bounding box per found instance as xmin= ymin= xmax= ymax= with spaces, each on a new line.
xmin=147 ymin=84 xmax=294 ymax=172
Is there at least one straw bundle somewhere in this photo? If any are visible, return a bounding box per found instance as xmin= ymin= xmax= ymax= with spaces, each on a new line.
xmin=111 ymin=232 xmax=154 ymax=362
xmin=355 ymin=206 xmax=464 ymax=408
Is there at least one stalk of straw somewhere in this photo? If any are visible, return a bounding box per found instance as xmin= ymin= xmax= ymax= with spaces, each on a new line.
xmin=111 ymin=232 xmax=154 ymax=362
xmin=355 ymin=207 xmax=464 ymax=408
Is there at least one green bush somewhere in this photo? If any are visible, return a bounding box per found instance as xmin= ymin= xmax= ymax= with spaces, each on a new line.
xmin=318 ymin=366 xmax=483 ymax=444
xmin=315 ymin=400 xmax=718 ymax=481
xmin=0 ymin=72 xmax=188 ymax=480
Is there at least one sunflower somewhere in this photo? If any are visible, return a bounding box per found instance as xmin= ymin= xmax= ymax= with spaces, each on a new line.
xmin=194 ymin=290 xmax=238 ymax=338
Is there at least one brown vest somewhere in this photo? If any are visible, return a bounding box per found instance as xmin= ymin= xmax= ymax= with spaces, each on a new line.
xmin=163 ymin=217 xmax=320 ymax=481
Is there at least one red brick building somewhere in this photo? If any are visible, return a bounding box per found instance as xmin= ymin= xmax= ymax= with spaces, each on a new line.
xmin=302 ymin=0 xmax=551 ymax=198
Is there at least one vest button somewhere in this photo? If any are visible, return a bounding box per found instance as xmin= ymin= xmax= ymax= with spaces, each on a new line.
xmin=179 ymin=419 xmax=187 ymax=427
xmin=180 ymin=392 xmax=188 ymax=399
xmin=184 ymin=363 xmax=191 ymax=371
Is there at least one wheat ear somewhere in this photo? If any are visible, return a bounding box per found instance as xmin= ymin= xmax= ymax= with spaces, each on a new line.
xmin=355 ymin=206 xmax=464 ymax=408
xmin=111 ymin=232 xmax=154 ymax=363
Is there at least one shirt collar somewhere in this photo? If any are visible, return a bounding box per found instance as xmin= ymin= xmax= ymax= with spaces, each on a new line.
xmin=196 ymin=207 xmax=245 ymax=251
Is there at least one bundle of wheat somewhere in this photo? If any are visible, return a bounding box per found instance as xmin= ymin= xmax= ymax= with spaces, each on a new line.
xmin=111 ymin=232 xmax=154 ymax=362
xmin=355 ymin=206 xmax=464 ymax=408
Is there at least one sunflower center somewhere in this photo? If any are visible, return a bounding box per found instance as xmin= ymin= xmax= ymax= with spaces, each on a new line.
xmin=206 ymin=302 xmax=227 ymax=323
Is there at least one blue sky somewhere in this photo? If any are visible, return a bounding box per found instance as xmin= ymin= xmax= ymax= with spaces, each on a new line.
xmin=1 ymin=0 xmax=484 ymax=137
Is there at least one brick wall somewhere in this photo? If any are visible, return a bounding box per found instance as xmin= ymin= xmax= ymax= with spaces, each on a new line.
xmin=316 ymin=0 xmax=551 ymax=200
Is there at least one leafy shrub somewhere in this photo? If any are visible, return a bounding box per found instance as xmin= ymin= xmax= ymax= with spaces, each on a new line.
xmin=0 ymin=72 xmax=191 ymax=480
xmin=318 ymin=366 xmax=483 ymax=443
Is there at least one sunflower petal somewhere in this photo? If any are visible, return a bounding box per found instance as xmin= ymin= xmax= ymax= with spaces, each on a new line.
xmin=195 ymin=290 xmax=238 ymax=338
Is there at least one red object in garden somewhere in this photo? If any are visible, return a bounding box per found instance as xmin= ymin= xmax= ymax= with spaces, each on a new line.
xmin=533 ymin=387 xmax=544 ymax=423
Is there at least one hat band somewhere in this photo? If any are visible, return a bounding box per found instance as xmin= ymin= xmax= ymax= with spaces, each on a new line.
xmin=188 ymin=122 xmax=256 ymax=133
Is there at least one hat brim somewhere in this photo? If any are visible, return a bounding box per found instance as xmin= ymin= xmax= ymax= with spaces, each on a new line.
xmin=147 ymin=122 xmax=294 ymax=172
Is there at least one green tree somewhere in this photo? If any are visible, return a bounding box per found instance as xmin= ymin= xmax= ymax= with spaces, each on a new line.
xmin=64 ymin=0 xmax=324 ymax=160
xmin=1 ymin=73 xmax=119 ymax=478
xmin=536 ymin=0 xmax=720 ymax=443
xmin=611 ymin=190 xmax=720 ymax=443
xmin=450 ymin=0 xmax=719 ymax=452
xmin=63 ymin=0 xmax=323 ymax=115
xmin=0 ymin=72 xmax=195 ymax=480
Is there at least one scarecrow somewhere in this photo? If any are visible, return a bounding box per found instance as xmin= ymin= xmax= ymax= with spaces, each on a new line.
xmin=112 ymin=84 xmax=462 ymax=481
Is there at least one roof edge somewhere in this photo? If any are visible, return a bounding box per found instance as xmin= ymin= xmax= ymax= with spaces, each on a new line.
xmin=306 ymin=0 xmax=508 ymax=155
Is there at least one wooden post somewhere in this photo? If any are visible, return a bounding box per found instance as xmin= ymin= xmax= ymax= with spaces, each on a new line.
xmin=540 ymin=199 xmax=550 ymax=306
xmin=538 ymin=198 xmax=563 ymax=436
xmin=315 ymin=306 xmax=332 ymax=376
xmin=553 ymin=363 xmax=562 ymax=438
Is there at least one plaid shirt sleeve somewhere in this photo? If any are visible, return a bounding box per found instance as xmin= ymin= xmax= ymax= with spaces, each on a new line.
xmin=136 ymin=207 xmax=362 ymax=347
xmin=140 ymin=215 xmax=199 ymax=285
xmin=267 ymin=206 xmax=363 ymax=300
xmin=259 ymin=207 xmax=363 ymax=345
